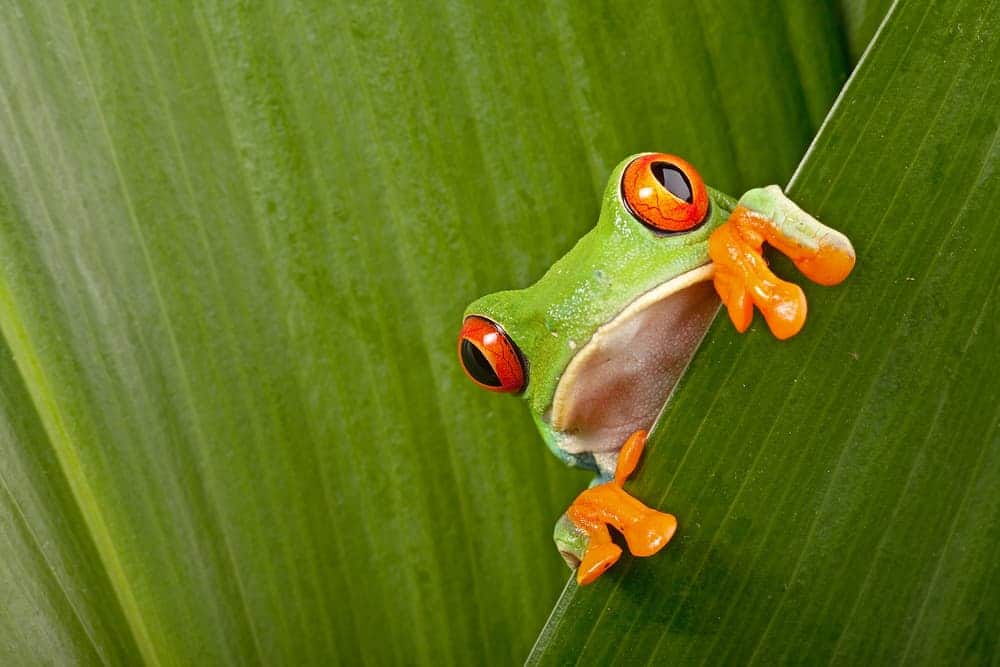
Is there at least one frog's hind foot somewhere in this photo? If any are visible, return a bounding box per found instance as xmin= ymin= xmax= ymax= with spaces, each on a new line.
xmin=565 ymin=430 xmax=677 ymax=585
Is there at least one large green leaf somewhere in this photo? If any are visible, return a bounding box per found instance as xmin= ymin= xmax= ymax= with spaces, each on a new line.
xmin=531 ymin=0 xmax=1000 ymax=662
xmin=0 ymin=2 xmax=849 ymax=663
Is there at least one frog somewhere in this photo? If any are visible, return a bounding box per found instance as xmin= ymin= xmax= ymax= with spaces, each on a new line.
xmin=458 ymin=153 xmax=855 ymax=585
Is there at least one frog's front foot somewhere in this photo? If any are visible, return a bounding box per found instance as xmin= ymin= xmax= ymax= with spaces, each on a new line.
xmin=561 ymin=430 xmax=677 ymax=585
xmin=709 ymin=186 xmax=855 ymax=339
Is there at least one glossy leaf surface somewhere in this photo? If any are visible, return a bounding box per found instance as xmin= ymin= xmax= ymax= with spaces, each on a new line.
xmin=531 ymin=0 xmax=1000 ymax=663
xmin=0 ymin=2 xmax=848 ymax=663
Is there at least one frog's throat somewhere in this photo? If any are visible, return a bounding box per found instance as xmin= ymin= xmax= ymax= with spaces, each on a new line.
xmin=547 ymin=263 xmax=719 ymax=471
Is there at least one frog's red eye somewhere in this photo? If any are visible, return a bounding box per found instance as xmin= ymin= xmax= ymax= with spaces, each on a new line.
xmin=458 ymin=316 xmax=526 ymax=393
xmin=621 ymin=153 xmax=710 ymax=232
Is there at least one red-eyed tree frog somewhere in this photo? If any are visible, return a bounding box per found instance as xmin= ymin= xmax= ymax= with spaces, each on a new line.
xmin=458 ymin=153 xmax=855 ymax=585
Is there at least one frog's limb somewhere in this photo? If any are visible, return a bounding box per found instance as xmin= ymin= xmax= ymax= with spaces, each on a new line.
xmin=553 ymin=467 xmax=616 ymax=568
xmin=614 ymin=428 xmax=646 ymax=484
xmin=564 ymin=430 xmax=677 ymax=585
xmin=566 ymin=506 xmax=623 ymax=585
xmin=553 ymin=513 xmax=588 ymax=567
xmin=709 ymin=214 xmax=807 ymax=339
xmin=709 ymin=185 xmax=856 ymax=340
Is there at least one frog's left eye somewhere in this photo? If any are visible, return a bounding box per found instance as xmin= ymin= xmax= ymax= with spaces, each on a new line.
xmin=621 ymin=153 xmax=710 ymax=232
xmin=458 ymin=316 xmax=526 ymax=393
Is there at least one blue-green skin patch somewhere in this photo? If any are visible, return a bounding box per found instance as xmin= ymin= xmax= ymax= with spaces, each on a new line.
xmin=464 ymin=155 xmax=738 ymax=473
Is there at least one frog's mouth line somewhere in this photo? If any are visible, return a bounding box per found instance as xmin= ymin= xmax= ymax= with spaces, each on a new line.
xmin=547 ymin=263 xmax=720 ymax=476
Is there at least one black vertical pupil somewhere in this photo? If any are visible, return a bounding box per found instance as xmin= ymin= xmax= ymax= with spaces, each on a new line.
xmin=651 ymin=162 xmax=693 ymax=203
xmin=461 ymin=339 xmax=502 ymax=387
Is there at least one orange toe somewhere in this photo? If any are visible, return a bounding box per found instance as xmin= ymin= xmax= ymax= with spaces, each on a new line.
xmin=714 ymin=272 xmax=753 ymax=333
xmin=614 ymin=430 xmax=647 ymax=485
xmin=757 ymin=279 xmax=807 ymax=340
xmin=623 ymin=511 xmax=677 ymax=557
xmin=577 ymin=542 xmax=623 ymax=585
xmin=795 ymin=241 xmax=857 ymax=286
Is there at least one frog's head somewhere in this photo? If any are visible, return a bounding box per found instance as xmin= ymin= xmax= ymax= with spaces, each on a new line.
xmin=458 ymin=153 xmax=735 ymax=474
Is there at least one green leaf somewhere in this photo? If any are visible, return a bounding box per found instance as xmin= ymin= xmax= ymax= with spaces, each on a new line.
xmin=0 ymin=2 xmax=852 ymax=663
xmin=530 ymin=1 xmax=1000 ymax=663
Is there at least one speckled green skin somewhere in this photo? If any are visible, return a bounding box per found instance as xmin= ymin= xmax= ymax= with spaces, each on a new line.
xmin=464 ymin=154 xmax=737 ymax=470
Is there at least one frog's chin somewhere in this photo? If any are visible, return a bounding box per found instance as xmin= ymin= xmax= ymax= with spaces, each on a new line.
xmin=546 ymin=263 xmax=719 ymax=477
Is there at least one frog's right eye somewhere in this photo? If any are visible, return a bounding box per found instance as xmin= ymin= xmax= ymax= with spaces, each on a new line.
xmin=621 ymin=153 xmax=710 ymax=232
xmin=458 ymin=316 xmax=526 ymax=393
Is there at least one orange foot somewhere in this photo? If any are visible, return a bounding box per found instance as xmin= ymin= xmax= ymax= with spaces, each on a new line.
xmin=709 ymin=189 xmax=855 ymax=340
xmin=567 ymin=430 xmax=677 ymax=585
